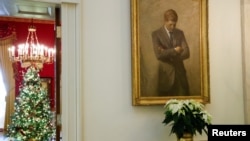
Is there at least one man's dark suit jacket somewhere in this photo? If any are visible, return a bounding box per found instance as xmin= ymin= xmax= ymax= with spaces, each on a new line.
xmin=151 ymin=26 xmax=190 ymax=96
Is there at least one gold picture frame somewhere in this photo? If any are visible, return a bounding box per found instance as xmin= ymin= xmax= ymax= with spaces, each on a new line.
xmin=131 ymin=0 xmax=210 ymax=106
xmin=41 ymin=78 xmax=51 ymax=96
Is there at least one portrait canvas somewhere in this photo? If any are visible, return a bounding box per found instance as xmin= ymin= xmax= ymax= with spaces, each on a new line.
xmin=131 ymin=0 xmax=209 ymax=105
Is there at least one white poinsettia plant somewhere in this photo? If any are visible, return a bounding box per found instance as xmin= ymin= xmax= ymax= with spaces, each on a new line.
xmin=163 ymin=99 xmax=212 ymax=139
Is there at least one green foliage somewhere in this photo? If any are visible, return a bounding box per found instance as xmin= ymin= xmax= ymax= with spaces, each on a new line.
xmin=7 ymin=66 xmax=55 ymax=141
xmin=162 ymin=99 xmax=212 ymax=139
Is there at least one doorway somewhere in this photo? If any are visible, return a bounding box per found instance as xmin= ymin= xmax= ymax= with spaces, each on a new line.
xmin=1 ymin=1 xmax=81 ymax=140
xmin=0 ymin=1 xmax=61 ymax=140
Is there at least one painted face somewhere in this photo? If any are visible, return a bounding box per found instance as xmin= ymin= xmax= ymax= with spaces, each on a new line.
xmin=165 ymin=20 xmax=176 ymax=32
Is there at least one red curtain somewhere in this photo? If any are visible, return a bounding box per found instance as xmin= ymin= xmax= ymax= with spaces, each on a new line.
xmin=0 ymin=23 xmax=16 ymax=40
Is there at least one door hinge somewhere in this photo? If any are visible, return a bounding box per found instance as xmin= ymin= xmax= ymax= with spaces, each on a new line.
xmin=56 ymin=26 xmax=61 ymax=38
xmin=57 ymin=114 xmax=61 ymax=126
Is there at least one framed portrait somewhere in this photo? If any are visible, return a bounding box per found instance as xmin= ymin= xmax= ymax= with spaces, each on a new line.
xmin=131 ymin=0 xmax=210 ymax=106
xmin=41 ymin=77 xmax=51 ymax=96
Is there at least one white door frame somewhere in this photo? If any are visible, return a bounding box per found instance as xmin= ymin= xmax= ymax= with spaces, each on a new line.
xmin=31 ymin=0 xmax=83 ymax=140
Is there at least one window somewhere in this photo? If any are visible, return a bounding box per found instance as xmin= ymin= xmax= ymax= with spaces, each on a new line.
xmin=0 ymin=69 xmax=6 ymax=129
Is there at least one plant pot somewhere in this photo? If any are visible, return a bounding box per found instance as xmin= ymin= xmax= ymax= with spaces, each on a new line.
xmin=177 ymin=133 xmax=193 ymax=141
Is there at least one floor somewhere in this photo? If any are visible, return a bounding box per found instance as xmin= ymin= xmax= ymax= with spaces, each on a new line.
xmin=0 ymin=131 xmax=61 ymax=141
xmin=0 ymin=131 xmax=8 ymax=141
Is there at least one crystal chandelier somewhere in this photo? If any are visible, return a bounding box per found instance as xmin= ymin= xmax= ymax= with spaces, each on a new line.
xmin=8 ymin=23 xmax=55 ymax=69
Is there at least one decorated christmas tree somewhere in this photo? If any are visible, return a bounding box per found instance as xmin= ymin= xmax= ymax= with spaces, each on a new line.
xmin=7 ymin=66 xmax=55 ymax=141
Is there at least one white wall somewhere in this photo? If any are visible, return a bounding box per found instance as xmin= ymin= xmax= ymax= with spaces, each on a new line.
xmin=208 ymin=0 xmax=244 ymax=124
xmin=81 ymin=0 xmax=244 ymax=141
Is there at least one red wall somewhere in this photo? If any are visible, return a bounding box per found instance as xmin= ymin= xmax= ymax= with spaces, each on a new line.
xmin=0 ymin=17 xmax=56 ymax=109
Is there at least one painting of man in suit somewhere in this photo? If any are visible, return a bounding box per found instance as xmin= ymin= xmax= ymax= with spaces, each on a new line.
xmin=137 ymin=0 xmax=203 ymax=97
xmin=151 ymin=9 xmax=190 ymax=96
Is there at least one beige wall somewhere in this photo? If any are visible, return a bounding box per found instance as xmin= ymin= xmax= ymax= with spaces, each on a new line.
xmin=77 ymin=0 xmax=245 ymax=141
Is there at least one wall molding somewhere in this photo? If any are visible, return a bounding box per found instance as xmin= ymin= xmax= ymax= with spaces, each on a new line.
xmin=241 ymin=0 xmax=250 ymax=124
xmin=0 ymin=16 xmax=55 ymax=24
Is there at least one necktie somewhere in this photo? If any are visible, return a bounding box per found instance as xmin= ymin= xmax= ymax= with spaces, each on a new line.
xmin=169 ymin=32 xmax=173 ymax=46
